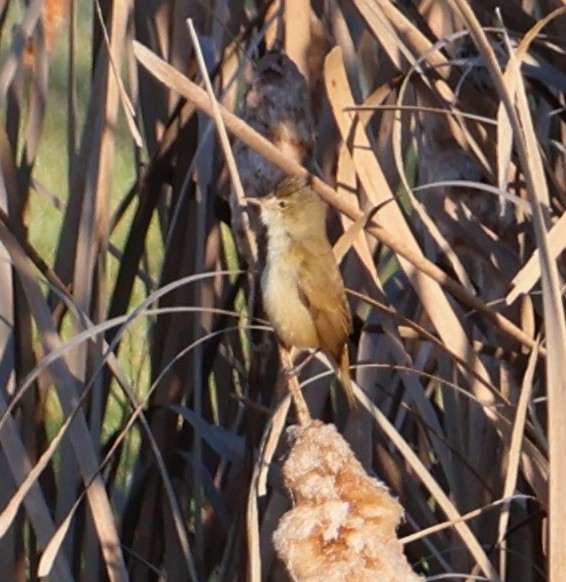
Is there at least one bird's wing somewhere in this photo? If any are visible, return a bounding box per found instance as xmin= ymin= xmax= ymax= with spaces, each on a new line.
xmin=295 ymin=244 xmax=352 ymax=361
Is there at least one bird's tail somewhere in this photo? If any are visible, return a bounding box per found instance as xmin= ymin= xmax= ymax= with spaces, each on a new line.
xmin=337 ymin=346 xmax=357 ymax=410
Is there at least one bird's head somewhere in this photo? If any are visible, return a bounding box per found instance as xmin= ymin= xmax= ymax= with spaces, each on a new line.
xmin=251 ymin=177 xmax=326 ymax=239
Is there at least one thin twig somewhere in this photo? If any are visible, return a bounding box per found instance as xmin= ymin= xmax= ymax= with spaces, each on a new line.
xmin=186 ymin=18 xmax=257 ymax=263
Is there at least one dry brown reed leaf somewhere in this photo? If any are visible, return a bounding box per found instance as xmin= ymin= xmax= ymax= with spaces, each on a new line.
xmin=351 ymin=375 xmax=502 ymax=581
xmin=264 ymin=0 xmax=282 ymax=49
xmin=405 ymin=15 xmax=549 ymax=555
xmin=324 ymin=47 xmax=502 ymax=412
xmin=507 ymin=208 xmax=566 ymax=303
xmin=448 ymin=1 xmax=566 ymax=577
xmin=0 ymin=217 xmax=128 ymax=580
xmin=53 ymin=1 xmax=130 ymax=295
xmin=247 ymin=394 xmax=292 ymax=581
xmin=496 ymin=338 xmax=540 ymax=578
xmin=273 ymin=421 xmax=422 ymax=582
xmin=94 ymin=0 xmax=143 ymax=147
xmin=354 ymin=0 xmax=494 ymax=126
xmin=0 ymin=368 xmax=73 ymax=581
xmin=413 ymin=48 xmax=520 ymax=480
xmin=0 ymin=1 xmax=133 ymax=577
xmin=284 ymin=0 xmax=311 ymax=81
xmin=59 ymin=2 xmax=131 ymax=568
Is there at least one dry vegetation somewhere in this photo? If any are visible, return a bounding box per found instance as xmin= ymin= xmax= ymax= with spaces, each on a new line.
xmin=1 ymin=0 xmax=565 ymax=580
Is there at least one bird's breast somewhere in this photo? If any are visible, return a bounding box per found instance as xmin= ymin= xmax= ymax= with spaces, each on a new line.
xmin=261 ymin=258 xmax=319 ymax=349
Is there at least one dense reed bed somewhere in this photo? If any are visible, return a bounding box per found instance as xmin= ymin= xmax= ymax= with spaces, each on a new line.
xmin=0 ymin=1 xmax=564 ymax=580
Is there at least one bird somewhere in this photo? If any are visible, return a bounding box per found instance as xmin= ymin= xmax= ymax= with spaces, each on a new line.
xmin=250 ymin=176 xmax=356 ymax=408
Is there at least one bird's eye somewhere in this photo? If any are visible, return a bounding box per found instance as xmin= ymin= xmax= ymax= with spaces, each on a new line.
xmin=278 ymin=200 xmax=287 ymax=209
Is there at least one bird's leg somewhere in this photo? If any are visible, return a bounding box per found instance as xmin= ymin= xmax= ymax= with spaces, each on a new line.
xmin=284 ymin=349 xmax=321 ymax=378
xmin=278 ymin=346 xmax=311 ymax=425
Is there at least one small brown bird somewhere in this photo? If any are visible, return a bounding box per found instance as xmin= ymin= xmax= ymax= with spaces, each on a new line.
xmin=253 ymin=177 xmax=356 ymax=408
